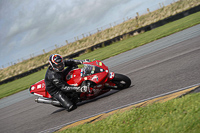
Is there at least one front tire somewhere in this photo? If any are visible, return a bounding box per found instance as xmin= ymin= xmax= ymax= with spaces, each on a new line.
xmin=111 ymin=73 xmax=131 ymax=90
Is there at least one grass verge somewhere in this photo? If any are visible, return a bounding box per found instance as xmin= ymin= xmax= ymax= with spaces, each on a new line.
xmin=58 ymin=92 xmax=200 ymax=133
xmin=0 ymin=69 xmax=46 ymax=99
xmin=74 ymin=11 xmax=200 ymax=61
xmin=0 ymin=11 xmax=200 ymax=99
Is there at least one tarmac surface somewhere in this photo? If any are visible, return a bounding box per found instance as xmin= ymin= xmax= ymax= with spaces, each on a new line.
xmin=0 ymin=24 xmax=200 ymax=133
xmin=57 ymin=85 xmax=200 ymax=132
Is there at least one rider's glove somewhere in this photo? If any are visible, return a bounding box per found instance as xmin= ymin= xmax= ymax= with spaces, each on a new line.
xmin=83 ymin=59 xmax=90 ymax=62
xmin=76 ymin=85 xmax=88 ymax=92
xmin=74 ymin=60 xmax=83 ymax=65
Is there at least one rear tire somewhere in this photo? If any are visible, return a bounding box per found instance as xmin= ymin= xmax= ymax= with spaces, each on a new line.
xmin=111 ymin=73 xmax=131 ymax=90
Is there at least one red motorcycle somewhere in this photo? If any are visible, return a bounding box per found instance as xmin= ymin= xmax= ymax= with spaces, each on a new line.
xmin=29 ymin=60 xmax=131 ymax=108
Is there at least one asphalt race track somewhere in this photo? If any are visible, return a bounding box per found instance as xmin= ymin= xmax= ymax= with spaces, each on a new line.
xmin=0 ymin=24 xmax=200 ymax=133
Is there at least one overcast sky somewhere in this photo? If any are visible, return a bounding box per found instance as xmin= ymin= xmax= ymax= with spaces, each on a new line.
xmin=0 ymin=0 xmax=174 ymax=67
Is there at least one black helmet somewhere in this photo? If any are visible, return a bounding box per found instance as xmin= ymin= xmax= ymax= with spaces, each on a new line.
xmin=49 ymin=54 xmax=65 ymax=72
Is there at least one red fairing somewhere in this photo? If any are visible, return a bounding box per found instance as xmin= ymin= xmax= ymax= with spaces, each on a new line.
xmin=29 ymin=79 xmax=52 ymax=98
xmin=66 ymin=69 xmax=83 ymax=86
xmin=82 ymin=60 xmax=109 ymax=84
xmin=66 ymin=60 xmax=109 ymax=85
xmin=86 ymin=72 xmax=107 ymax=84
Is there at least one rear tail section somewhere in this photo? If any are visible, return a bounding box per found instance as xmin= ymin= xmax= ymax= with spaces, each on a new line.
xmin=29 ymin=79 xmax=52 ymax=98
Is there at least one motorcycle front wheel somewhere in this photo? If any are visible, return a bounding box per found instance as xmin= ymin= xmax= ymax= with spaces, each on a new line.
xmin=111 ymin=73 xmax=131 ymax=90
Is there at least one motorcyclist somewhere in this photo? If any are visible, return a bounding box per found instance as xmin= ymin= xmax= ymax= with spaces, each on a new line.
xmin=45 ymin=54 xmax=87 ymax=112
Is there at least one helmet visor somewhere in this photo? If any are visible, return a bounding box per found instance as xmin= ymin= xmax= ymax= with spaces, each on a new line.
xmin=52 ymin=62 xmax=64 ymax=72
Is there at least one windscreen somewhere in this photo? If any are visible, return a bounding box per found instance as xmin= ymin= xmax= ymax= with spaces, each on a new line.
xmin=81 ymin=64 xmax=104 ymax=77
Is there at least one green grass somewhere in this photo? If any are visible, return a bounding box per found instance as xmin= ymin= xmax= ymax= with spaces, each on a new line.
xmin=59 ymin=93 xmax=200 ymax=133
xmin=0 ymin=69 xmax=47 ymax=99
xmin=0 ymin=11 xmax=200 ymax=99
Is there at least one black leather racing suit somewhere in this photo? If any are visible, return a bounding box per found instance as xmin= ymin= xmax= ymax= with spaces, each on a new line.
xmin=45 ymin=59 xmax=82 ymax=111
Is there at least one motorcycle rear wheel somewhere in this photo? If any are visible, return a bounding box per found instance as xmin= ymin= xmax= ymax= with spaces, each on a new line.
xmin=111 ymin=73 xmax=131 ymax=90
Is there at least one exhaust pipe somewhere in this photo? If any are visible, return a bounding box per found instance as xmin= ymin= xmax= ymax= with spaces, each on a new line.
xmin=35 ymin=97 xmax=61 ymax=107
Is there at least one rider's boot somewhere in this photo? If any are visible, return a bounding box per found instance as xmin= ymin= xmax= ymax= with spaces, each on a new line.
xmin=53 ymin=91 xmax=77 ymax=112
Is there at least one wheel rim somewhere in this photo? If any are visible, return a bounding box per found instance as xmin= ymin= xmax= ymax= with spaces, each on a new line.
xmin=114 ymin=80 xmax=128 ymax=89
